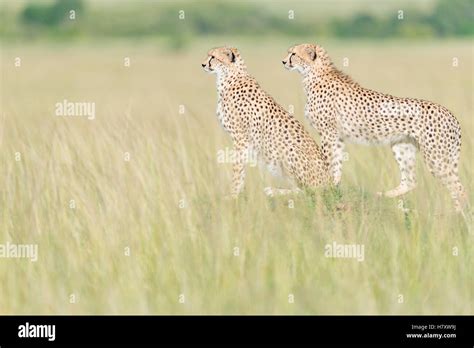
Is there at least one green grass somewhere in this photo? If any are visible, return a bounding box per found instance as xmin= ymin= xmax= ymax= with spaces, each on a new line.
xmin=0 ymin=39 xmax=472 ymax=314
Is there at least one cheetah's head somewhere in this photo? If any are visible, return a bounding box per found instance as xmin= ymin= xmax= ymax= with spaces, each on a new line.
xmin=201 ymin=46 xmax=246 ymax=75
xmin=282 ymin=44 xmax=331 ymax=75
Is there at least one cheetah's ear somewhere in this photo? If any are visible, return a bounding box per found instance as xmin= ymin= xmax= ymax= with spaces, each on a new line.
xmin=306 ymin=46 xmax=317 ymax=61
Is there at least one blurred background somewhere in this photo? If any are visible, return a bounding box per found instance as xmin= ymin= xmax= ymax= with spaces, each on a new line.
xmin=0 ymin=0 xmax=472 ymax=314
xmin=0 ymin=0 xmax=473 ymax=48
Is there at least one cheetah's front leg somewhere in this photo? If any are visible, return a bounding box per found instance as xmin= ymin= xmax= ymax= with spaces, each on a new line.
xmin=321 ymin=134 xmax=345 ymax=186
xmin=226 ymin=144 xmax=247 ymax=199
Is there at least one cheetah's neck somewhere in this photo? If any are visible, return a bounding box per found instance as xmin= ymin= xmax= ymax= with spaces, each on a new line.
xmin=216 ymin=70 xmax=248 ymax=93
xmin=303 ymin=66 xmax=358 ymax=94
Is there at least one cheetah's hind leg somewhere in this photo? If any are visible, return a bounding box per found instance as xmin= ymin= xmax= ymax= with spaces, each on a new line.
xmin=264 ymin=187 xmax=303 ymax=197
xmin=377 ymin=142 xmax=417 ymax=198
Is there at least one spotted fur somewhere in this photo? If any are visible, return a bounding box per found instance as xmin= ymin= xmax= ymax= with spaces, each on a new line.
xmin=202 ymin=46 xmax=330 ymax=198
xmin=283 ymin=43 xmax=467 ymax=211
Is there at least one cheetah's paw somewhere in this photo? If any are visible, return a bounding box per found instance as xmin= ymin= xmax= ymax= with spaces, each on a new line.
xmin=263 ymin=187 xmax=275 ymax=197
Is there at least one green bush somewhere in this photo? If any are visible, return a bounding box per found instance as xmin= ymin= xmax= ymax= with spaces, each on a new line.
xmin=21 ymin=0 xmax=84 ymax=27
xmin=429 ymin=0 xmax=474 ymax=36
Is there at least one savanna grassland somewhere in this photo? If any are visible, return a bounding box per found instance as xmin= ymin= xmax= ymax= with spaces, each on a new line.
xmin=0 ymin=39 xmax=472 ymax=314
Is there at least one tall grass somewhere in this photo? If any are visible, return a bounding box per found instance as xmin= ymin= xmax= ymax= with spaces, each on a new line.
xmin=0 ymin=40 xmax=472 ymax=314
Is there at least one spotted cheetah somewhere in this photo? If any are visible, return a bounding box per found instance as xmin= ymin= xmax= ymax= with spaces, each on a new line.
xmin=201 ymin=46 xmax=330 ymax=198
xmin=282 ymin=43 xmax=467 ymax=211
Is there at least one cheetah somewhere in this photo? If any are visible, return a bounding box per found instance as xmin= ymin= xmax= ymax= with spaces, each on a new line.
xmin=201 ymin=46 xmax=330 ymax=198
xmin=282 ymin=43 xmax=467 ymax=211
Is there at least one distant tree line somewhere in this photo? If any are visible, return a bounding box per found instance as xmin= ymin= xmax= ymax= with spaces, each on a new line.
xmin=15 ymin=0 xmax=474 ymax=42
